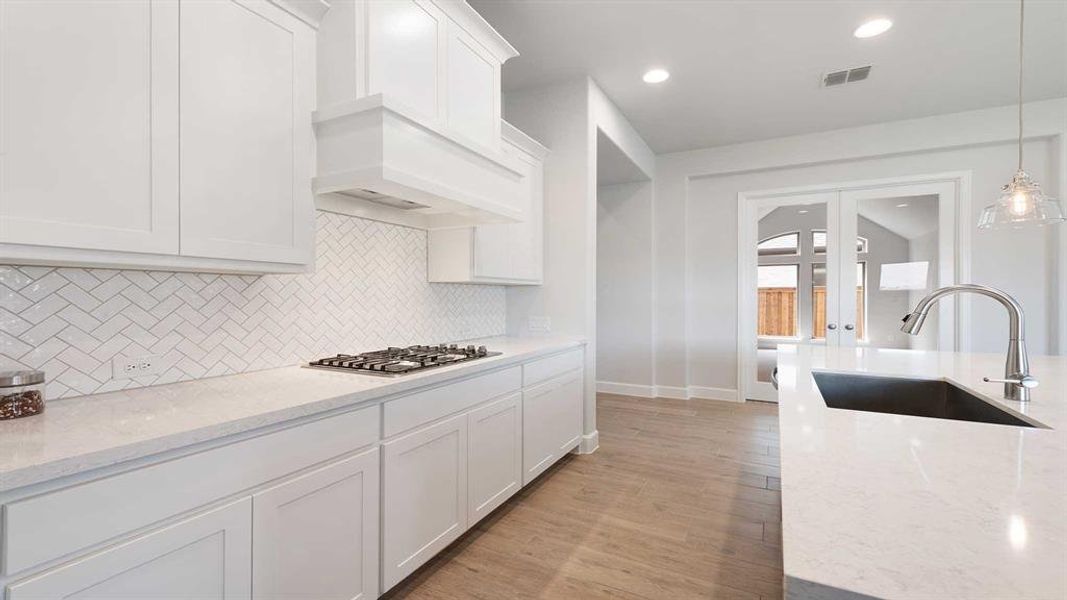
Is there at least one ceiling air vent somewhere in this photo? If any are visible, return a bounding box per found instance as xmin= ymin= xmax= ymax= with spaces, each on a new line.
xmin=822 ymin=65 xmax=872 ymax=88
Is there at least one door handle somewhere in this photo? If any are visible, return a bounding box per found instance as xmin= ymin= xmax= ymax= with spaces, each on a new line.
xmin=844 ymin=324 xmax=855 ymax=331
xmin=826 ymin=323 xmax=837 ymax=330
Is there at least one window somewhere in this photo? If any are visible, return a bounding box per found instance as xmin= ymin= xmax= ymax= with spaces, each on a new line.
xmin=812 ymin=231 xmax=868 ymax=254
xmin=757 ymin=232 xmax=799 ymax=256
xmin=811 ymin=262 xmax=866 ymax=340
xmin=757 ymin=264 xmax=799 ymax=337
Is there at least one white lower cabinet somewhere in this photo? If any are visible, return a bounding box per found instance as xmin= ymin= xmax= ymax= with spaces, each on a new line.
xmin=1 ymin=348 xmax=587 ymax=598
xmin=381 ymin=413 xmax=469 ymax=590
xmin=467 ymin=391 xmax=523 ymax=525
xmin=522 ymin=368 xmax=584 ymax=485
xmin=7 ymin=499 xmax=252 ymax=600
xmin=252 ymin=449 xmax=380 ymax=600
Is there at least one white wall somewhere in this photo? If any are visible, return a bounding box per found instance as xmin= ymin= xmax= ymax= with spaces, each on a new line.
xmin=502 ymin=77 xmax=655 ymax=449
xmin=653 ymin=98 xmax=1067 ymax=396
xmin=596 ymin=181 xmax=654 ymax=392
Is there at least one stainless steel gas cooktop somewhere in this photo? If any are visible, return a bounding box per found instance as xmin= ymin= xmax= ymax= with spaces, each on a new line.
xmin=307 ymin=344 xmax=500 ymax=377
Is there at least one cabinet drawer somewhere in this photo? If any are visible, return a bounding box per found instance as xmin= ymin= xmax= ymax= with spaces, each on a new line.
xmin=383 ymin=366 xmax=521 ymax=438
xmin=2 ymin=404 xmax=379 ymax=576
xmin=522 ymin=348 xmax=583 ymax=387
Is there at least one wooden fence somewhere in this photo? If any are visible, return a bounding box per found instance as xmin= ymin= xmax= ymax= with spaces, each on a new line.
xmin=759 ymin=287 xmax=865 ymax=338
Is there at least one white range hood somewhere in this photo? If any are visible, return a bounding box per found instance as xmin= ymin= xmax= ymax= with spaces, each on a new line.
xmin=313 ymin=95 xmax=527 ymax=229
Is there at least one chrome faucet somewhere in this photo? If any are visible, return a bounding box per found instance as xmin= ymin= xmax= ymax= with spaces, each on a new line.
xmin=901 ymin=284 xmax=1038 ymax=402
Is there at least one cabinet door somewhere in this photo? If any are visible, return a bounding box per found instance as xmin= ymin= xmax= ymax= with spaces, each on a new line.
xmin=445 ymin=27 xmax=500 ymax=148
xmin=523 ymin=369 xmax=583 ymax=485
xmin=179 ymin=0 xmax=314 ymax=265
xmin=0 ymin=0 xmax=179 ymax=254
xmin=468 ymin=392 xmax=522 ymax=525
xmin=471 ymin=137 xmax=543 ymax=283
xmin=7 ymin=499 xmax=251 ymax=600
xmin=367 ymin=0 xmax=444 ymax=121
xmin=382 ymin=413 xmax=468 ymax=591
xmin=253 ymin=448 xmax=380 ymax=600
xmin=473 ymin=225 xmax=514 ymax=280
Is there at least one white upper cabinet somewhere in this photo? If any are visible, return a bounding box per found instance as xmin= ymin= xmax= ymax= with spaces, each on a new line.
xmin=445 ymin=27 xmax=500 ymax=148
xmin=0 ymin=0 xmax=320 ymax=274
xmin=366 ymin=0 xmax=444 ymax=120
xmin=179 ymin=0 xmax=315 ymax=265
xmin=428 ymin=121 xmax=547 ymax=284
xmin=314 ymin=0 xmax=532 ymax=226
xmin=0 ymin=0 xmax=179 ymax=255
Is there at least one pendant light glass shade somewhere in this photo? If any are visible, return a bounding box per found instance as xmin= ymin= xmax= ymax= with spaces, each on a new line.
xmin=980 ymin=0 xmax=1065 ymax=230
xmin=979 ymin=170 xmax=1065 ymax=229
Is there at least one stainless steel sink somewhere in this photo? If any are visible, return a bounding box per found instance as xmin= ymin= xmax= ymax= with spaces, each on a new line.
xmin=812 ymin=372 xmax=1036 ymax=428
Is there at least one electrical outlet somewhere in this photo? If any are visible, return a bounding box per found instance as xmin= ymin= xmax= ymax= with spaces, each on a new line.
xmin=112 ymin=354 xmax=163 ymax=380
xmin=528 ymin=316 xmax=551 ymax=333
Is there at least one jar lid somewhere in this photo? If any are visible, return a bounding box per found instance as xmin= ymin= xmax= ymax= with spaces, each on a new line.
xmin=0 ymin=370 xmax=45 ymax=387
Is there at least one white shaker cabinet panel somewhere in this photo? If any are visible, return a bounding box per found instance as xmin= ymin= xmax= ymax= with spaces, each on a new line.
xmin=382 ymin=413 xmax=468 ymax=591
xmin=522 ymin=368 xmax=583 ymax=485
xmin=253 ymin=449 xmax=380 ymax=600
xmin=427 ymin=121 xmax=546 ymax=284
xmin=178 ymin=0 xmax=314 ymax=265
xmin=467 ymin=391 xmax=523 ymax=525
xmin=366 ymin=0 xmax=444 ymax=120
xmin=0 ymin=0 xmax=179 ymax=254
xmin=445 ymin=29 xmax=499 ymax=149
xmin=7 ymin=499 xmax=252 ymax=600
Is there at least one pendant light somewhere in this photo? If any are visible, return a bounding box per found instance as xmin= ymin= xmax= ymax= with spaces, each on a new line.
xmin=978 ymin=0 xmax=1064 ymax=229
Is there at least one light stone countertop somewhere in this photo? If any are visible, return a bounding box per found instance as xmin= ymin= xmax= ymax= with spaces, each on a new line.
xmin=776 ymin=344 xmax=1066 ymax=600
xmin=0 ymin=335 xmax=584 ymax=493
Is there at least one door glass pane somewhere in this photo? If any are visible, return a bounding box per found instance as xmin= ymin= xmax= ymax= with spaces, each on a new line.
xmin=855 ymin=194 xmax=939 ymax=349
xmin=758 ymin=265 xmax=798 ymax=336
xmin=756 ymin=202 xmax=827 ymax=384
xmin=811 ymin=262 xmax=864 ymax=340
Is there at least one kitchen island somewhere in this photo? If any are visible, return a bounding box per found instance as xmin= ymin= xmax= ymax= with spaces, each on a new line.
xmin=776 ymin=344 xmax=1066 ymax=599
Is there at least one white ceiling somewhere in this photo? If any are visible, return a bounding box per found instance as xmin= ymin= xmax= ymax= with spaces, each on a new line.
xmin=470 ymin=0 xmax=1067 ymax=154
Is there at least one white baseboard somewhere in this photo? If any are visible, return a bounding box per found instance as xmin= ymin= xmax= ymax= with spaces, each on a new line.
xmin=597 ymin=381 xmax=740 ymax=403
xmin=687 ymin=386 xmax=741 ymax=402
xmin=578 ymin=430 xmax=599 ymax=454
xmin=596 ymin=381 xmax=655 ymax=397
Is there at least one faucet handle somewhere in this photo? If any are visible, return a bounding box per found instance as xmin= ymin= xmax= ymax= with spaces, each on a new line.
xmin=983 ymin=375 xmax=1039 ymax=388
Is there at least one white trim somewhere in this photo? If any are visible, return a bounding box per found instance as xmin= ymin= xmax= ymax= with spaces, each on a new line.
xmin=596 ymin=381 xmax=654 ymax=398
xmin=737 ymin=171 xmax=973 ymax=403
xmin=687 ymin=386 xmax=741 ymax=402
xmin=577 ymin=431 xmax=599 ymax=454
xmin=596 ymin=381 xmax=740 ymax=402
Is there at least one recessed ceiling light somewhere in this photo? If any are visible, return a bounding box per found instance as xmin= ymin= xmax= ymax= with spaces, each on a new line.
xmin=854 ymin=18 xmax=893 ymax=39
xmin=896 ymin=203 xmax=909 ymax=208
xmin=798 ymin=209 xmax=809 ymax=214
xmin=643 ymin=68 xmax=670 ymax=84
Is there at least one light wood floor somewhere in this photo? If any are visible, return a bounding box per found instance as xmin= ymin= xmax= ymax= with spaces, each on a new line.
xmin=383 ymin=393 xmax=783 ymax=600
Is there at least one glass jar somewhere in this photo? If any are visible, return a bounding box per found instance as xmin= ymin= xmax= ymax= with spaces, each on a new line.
xmin=0 ymin=370 xmax=45 ymax=420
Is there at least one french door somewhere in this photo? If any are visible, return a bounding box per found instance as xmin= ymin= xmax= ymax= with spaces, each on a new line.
xmin=741 ymin=179 xmax=962 ymax=402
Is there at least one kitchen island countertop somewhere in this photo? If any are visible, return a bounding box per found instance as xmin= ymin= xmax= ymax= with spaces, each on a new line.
xmin=777 ymin=344 xmax=1066 ymax=599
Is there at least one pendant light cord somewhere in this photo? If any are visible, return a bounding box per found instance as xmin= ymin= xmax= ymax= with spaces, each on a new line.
xmin=1018 ymin=0 xmax=1025 ymax=171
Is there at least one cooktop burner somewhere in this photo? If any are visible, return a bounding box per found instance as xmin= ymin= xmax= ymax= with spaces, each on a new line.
xmin=307 ymin=344 xmax=500 ymax=377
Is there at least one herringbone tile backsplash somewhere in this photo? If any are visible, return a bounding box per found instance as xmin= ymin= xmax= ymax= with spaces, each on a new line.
xmin=0 ymin=212 xmax=506 ymax=399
